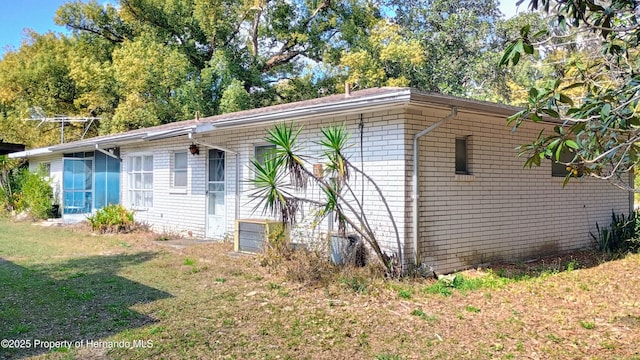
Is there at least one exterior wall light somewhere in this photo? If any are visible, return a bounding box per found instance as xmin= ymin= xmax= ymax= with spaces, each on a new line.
xmin=189 ymin=143 xmax=200 ymax=155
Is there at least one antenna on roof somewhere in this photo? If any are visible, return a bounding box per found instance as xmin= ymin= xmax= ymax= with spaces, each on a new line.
xmin=24 ymin=107 xmax=101 ymax=144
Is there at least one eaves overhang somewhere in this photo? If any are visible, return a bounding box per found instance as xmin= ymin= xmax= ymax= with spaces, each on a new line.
xmin=8 ymin=87 xmax=546 ymax=159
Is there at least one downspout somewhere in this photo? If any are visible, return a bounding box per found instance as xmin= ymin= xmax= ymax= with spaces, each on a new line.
xmin=412 ymin=107 xmax=457 ymax=266
xmin=630 ymin=170 xmax=635 ymax=214
xmin=235 ymin=153 xmax=240 ymax=221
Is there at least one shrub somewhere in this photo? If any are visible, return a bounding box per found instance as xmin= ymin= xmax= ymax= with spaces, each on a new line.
xmin=258 ymin=223 xmax=292 ymax=268
xmin=87 ymin=204 xmax=135 ymax=233
xmin=590 ymin=210 xmax=640 ymax=254
xmin=15 ymin=166 xmax=53 ymax=220
xmin=284 ymin=248 xmax=336 ymax=284
xmin=0 ymin=157 xmax=24 ymax=215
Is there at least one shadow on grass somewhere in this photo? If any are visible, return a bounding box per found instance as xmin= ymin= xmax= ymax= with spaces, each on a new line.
xmin=0 ymin=252 xmax=172 ymax=359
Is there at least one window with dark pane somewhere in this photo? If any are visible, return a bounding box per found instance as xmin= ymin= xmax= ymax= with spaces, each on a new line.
xmin=551 ymin=148 xmax=576 ymax=177
xmin=255 ymin=145 xmax=276 ymax=166
xmin=455 ymin=137 xmax=469 ymax=174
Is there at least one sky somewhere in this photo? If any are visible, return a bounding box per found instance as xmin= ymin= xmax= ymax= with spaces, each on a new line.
xmin=0 ymin=0 xmax=71 ymax=54
xmin=0 ymin=1 xmax=525 ymax=56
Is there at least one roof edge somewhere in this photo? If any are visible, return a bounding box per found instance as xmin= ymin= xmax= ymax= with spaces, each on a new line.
xmin=199 ymin=88 xmax=413 ymax=129
xmin=9 ymin=87 xmax=535 ymax=158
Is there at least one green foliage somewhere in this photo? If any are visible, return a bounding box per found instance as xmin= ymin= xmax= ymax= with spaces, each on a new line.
xmin=502 ymin=0 xmax=640 ymax=188
xmin=465 ymin=305 xmax=481 ymax=313
xmin=0 ymin=157 xmax=23 ymax=215
xmin=340 ymin=275 xmax=368 ymax=294
xmin=219 ymin=79 xmax=252 ymax=114
xmin=410 ymin=308 xmax=439 ymax=323
xmin=183 ymin=258 xmax=196 ymax=266
xmin=13 ymin=165 xmax=54 ymax=220
xmin=0 ymin=0 xmax=532 ymax=148
xmin=397 ymin=288 xmax=413 ymax=299
xmin=258 ymin=222 xmax=291 ymax=268
xmin=423 ymin=273 xmax=511 ymax=296
xmin=0 ymin=32 xmax=89 ymax=148
xmin=375 ymin=354 xmax=401 ymax=360
xmin=379 ymin=0 xmax=505 ymax=99
xmin=424 ymin=281 xmax=453 ymax=296
xmin=590 ymin=210 xmax=640 ymax=254
xmin=339 ymin=20 xmax=424 ymax=88
xmin=580 ymin=320 xmax=595 ymax=330
xmin=86 ymin=204 xmax=135 ymax=233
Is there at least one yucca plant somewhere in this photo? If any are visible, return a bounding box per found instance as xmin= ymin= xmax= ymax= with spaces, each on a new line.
xmin=591 ymin=210 xmax=640 ymax=253
xmin=590 ymin=222 xmax=612 ymax=253
xmin=248 ymin=122 xmax=403 ymax=276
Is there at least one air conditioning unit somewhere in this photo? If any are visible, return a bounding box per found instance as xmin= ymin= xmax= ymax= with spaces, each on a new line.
xmin=234 ymin=219 xmax=284 ymax=253
xmin=330 ymin=233 xmax=367 ymax=266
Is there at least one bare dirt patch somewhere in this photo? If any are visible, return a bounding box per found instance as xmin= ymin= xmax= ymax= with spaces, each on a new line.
xmin=486 ymin=249 xmax=616 ymax=278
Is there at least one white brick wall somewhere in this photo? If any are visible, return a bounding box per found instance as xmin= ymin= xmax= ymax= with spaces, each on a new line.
xmin=120 ymin=139 xmax=209 ymax=237
xmin=113 ymin=112 xmax=406 ymax=253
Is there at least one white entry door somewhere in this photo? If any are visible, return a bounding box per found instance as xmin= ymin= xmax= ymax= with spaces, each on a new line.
xmin=206 ymin=149 xmax=226 ymax=238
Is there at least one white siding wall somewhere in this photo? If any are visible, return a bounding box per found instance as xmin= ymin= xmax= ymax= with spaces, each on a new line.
xmin=117 ymin=111 xmax=407 ymax=254
xmin=28 ymin=155 xmax=63 ymax=205
xmin=405 ymin=107 xmax=631 ymax=273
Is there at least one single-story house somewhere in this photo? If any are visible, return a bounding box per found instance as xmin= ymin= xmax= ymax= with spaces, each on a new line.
xmin=9 ymin=87 xmax=633 ymax=273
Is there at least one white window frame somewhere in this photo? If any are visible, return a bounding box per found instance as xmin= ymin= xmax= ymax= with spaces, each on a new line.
xmin=41 ymin=162 xmax=51 ymax=177
xmin=253 ymin=144 xmax=276 ymax=181
xmin=172 ymin=151 xmax=188 ymax=189
xmin=128 ymin=154 xmax=154 ymax=209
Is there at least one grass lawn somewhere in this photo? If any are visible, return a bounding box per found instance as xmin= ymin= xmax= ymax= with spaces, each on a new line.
xmin=1 ymin=218 xmax=640 ymax=359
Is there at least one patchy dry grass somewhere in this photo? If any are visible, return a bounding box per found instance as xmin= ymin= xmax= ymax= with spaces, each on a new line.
xmin=1 ymin=218 xmax=640 ymax=359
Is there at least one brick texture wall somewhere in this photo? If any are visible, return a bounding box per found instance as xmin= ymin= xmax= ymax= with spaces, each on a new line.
xmin=406 ymin=106 xmax=631 ymax=273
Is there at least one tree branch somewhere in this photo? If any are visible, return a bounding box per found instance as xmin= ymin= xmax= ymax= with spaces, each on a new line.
xmin=260 ymin=0 xmax=331 ymax=73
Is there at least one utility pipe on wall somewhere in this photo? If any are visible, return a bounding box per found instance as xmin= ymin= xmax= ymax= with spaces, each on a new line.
xmin=412 ymin=107 xmax=457 ymax=267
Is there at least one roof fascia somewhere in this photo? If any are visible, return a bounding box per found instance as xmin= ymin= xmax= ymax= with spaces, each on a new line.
xmin=8 ymin=148 xmax=53 ymax=158
xmin=196 ymin=89 xmax=413 ymax=131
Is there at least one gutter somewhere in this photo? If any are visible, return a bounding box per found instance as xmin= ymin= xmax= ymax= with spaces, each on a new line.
xmin=8 ymin=147 xmax=53 ymax=158
xmin=412 ymin=107 xmax=457 ymax=267
xmin=202 ymin=91 xmax=412 ymax=129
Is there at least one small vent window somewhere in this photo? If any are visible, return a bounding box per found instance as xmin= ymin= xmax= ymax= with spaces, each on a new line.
xmin=455 ymin=137 xmax=469 ymax=174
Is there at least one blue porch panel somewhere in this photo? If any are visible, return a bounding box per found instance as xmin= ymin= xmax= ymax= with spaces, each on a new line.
xmin=62 ymin=151 xmax=120 ymax=215
xmin=94 ymin=151 xmax=121 ymax=209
